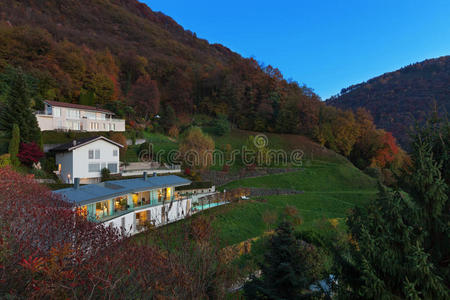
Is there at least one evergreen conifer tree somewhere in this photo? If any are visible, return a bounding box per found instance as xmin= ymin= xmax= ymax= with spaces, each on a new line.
xmin=244 ymin=221 xmax=314 ymax=299
xmin=336 ymin=117 xmax=449 ymax=299
xmin=0 ymin=69 xmax=41 ymax=143
xmin=8 ymin=124 xmax=20 ymax=167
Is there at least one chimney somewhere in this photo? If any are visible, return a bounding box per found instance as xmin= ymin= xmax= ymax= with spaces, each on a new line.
xmin=74 ymin=178 xmax=80 ymax=189
xmin=143 ymin=172 xmax=148 ymax=180
xmin=153 ymin=172 xmax=157 ymax=177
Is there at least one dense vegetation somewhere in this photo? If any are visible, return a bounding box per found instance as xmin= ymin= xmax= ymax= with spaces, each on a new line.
xmin=0 ymin=0 xmax=412 ymax=184
xmin=327 ymin=56 xmax=450 ymax=147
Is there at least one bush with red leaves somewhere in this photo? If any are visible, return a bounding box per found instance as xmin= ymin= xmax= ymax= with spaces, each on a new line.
xmin=17 ymin=142 xmax=44 ymax=166
xmin=0 ymin=167 xmax=235 ymax=299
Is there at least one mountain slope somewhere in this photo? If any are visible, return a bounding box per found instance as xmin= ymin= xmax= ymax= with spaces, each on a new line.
xmin=327 ymin=56 xmax=450 ymax=147
xmin=0 ymin=0 xmax=322 ymax=135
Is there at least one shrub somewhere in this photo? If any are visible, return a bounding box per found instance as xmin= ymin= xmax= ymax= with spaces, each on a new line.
xmin=101 ymin=167 xmax=111 ymax=181
xmin=213 ymin=115 xmax=230 ymax=136
xmin=364 ymin=166 xmax=383 ymax=181
xmin=168 ymin=125 xmax=179 ymax=138
xmin=17 ymin=142 xmax=44 ymax=166
xmin=178 ymin=126 xmax=215 ymax=169
xmin=0 ymin=153 xmax=11 ymax=168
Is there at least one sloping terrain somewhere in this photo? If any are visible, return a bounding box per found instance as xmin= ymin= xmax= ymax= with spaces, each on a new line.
xmin=327 ymin=56 xmax=450 ymax=146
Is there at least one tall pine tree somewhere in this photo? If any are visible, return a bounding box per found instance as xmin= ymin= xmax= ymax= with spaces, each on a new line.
xmin=335 ymin=117 xmax=449 ymax=299
xmin=8 ymin=124 xmax=20 ymax=167
xmin=244 ymin=221 xmax=323 ymax=299
xmin=0 ymin=69 xmax=41 ymax=143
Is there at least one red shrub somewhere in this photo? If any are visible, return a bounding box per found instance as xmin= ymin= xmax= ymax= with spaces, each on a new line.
xmin=17 ymin=142 xmax=44 ymax=166
xmin=0 ymin=167 xmax=235 ymax=299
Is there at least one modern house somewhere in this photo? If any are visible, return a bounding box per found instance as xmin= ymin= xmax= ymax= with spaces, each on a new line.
xmin=54 ymin=174 xmax=192 ymax=235
xmin=36 ymin=100 xmax=125 ymax=132
xmin=51 ymin=136 xmax=123 ymax=184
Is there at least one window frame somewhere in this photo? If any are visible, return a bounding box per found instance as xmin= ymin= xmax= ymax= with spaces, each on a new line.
xmin=88 ymin=163 xmax=100 ymax=173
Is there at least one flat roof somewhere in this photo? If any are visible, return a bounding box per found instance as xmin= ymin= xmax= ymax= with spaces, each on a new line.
xmin=45 ymin=100 xmax=115 ymax=115
xmin=54 ymin=175 xmax=191 ymax=206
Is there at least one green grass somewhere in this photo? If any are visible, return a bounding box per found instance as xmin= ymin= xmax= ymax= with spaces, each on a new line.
xmin=206 ymin=191 xmax=376 ymax=246
xmin=221 ymin=160 xmax=376 ymax=192
xmin=126 ymin=132 xmax=178 ymax=163
xmin=190 ymin=160 xmax=377 ymax=246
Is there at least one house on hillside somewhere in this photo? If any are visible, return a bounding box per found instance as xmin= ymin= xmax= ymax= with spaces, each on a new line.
xmin=51 ymin=136 xmax=123 ymax=184
xmin=36 ymin=100 xmax=125 ymax=132
xmin=54 ymin=173 xmax=192 ymax=235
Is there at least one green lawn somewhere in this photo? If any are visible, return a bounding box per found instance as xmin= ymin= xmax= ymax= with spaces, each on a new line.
xmin=221 ymin=160 xmax=376 ymax=192
xmin=194 ymin=160 xmax=377 ymax=246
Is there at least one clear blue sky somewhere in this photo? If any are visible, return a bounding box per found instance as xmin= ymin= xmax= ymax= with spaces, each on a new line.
xmin=141 ymin=0 xmax=450 ymax=99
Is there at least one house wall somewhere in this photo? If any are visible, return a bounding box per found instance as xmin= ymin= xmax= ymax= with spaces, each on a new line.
xmin=36 ymin=104 xmax=125 ymax=132
xmin=55 ymin=152 xmax=74 ymax=184
xmin=178 ymin=186 xmax=216 ymax=195
xmin=72 ymin=139 xmax=120 ymax=180
xmin=103 ymin=198 xmax=191 ymax=236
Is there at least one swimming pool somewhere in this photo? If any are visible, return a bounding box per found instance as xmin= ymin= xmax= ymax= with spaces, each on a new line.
xmin=193 ymin=202 xmax=227 ymax=211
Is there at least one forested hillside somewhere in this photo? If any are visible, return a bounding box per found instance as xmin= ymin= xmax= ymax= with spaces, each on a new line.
xmin=327 ymin=56 xmax=450 ymax=147
xmin=0 ymin=0 xmax=412 ymax=181
xmin=0 ymin=0 xmax=323 ymax=133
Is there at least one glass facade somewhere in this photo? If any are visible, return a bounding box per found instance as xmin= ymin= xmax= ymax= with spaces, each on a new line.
xmin=84 ymin=187 xmax=177 ymax=222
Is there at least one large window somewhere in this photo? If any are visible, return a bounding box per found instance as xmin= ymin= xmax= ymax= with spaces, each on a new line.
xmin=86 ymin=112 xmax=96 ymax=120
xmin=53 ymin=107 xmax=61 ymax=117
xmin=88 ymin=163 xmax=100 ymax=172
xmin=68 ymin=109 xmax=80 ymax=119
xmin=108 ymin=163 xmax=117 ymax=173
xmin=136 ymin=211 xmax=151 ymax=229
xmin=95 ymin=200 xmax=110 ymax=219
xmin=114 ymin=196 xmax=128 ymax=212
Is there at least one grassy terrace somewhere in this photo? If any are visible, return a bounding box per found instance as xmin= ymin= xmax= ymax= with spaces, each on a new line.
xmin=179 ymin=160 xmax=377 ymax=246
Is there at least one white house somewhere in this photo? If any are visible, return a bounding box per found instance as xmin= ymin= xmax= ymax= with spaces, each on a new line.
xmin=36 ymin=100 xmax=125 ymax=132
xmin=54 ymin=174 xmax=193 ymax=235
xmin=51 ymin=136 xmax=123 ymax=184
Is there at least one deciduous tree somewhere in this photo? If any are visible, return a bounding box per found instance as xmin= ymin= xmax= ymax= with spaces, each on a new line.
xmin=178 ymin=126 xmax=215 ymax=169
xmin=128 ymin=74 xmax=160 ymax=120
